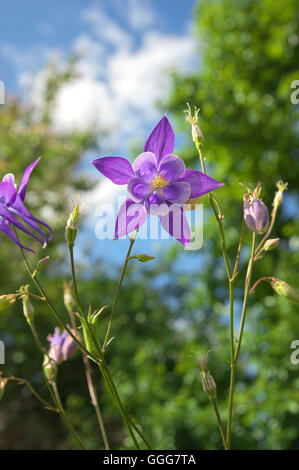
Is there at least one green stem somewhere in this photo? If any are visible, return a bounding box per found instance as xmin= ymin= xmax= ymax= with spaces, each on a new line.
xmin=102 ymin=231 xmax=138 ymax=353
xmin=226 ymin=232 xmax=256 ymax=449
xmin=210 ymin=396 xmax=228 ymax=450
xmin=8 ymin=377 xmax=57 ymax=412
xmin=51 ymin=382 xmax=88 ymax=450
xmin=17 ymin=244 xmax=101 ymax=364
xmin=68 ymin=241 xmax=144 ymax=449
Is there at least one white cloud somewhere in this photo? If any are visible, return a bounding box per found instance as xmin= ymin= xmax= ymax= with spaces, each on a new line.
xmin=126 ymin=0 xmax=157 ymax=30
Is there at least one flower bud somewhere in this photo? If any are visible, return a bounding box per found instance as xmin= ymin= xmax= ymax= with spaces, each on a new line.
xmin=22 ymin=296 xmax=34 ymax=324
xmin=243 ymin=193 xmax=269 ymax=233
xmin=185 ymin=103 xmax=203 ymax=145
xmin=198 ymin=354 xmax=216 ymax=399
xmin=270 ymin=278 xmax=299 ymax=304
xmin=273 ymin=181 xmax=288 ymax=210
xmin=47 ymin=326 xmax=77 ymax=364
xmin=43 ymin=355 xmax=57 ymax=385
xmin=263 ymin=238 xmax=280 ymax=251
xmin=65 ymin=195 xmax=82 ymax=248
xmin=35 ymin=256 xmax=50 ymax=273
xmin=0 ymin=294 xmax=16 ymax=312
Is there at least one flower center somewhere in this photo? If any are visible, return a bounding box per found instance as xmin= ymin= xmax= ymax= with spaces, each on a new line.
xmin=149 ymin=173 xmax=169 ymax=191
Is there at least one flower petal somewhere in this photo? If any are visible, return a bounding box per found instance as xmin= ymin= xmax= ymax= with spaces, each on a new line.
xmin=0 ymin=182 xmax=18 ymax=206
xmin=144 ymin=116 xmax=175 ymax=164
xmin=0 ymin=217 xmax=34 ymax=252
xmin=145 ymin=191 xmax=169 ymax=216
xmin=160 ymin=204 xmax=190 ymax=246
xmin=158 ymin=154 xmax=186 ymax=182
xmin=132 ymin=152 xmax=157 ymax=181
xmin=178 ymin=169 xmax=224 ymax=198
xmin=127 ymin=177 xmax=151 ymax=203
xmin=2 ymin=173 xmax=15 ymax=185
xmin=114 ymin=199 xmax=147 ymax=239
xmin=18 ymin=157 xmax=41 ymax=201
xmin=0 ymin=204 xmax=43 ymax=246
xmin=163 ymin=181 xmax=191 ymax=204
xmin=92 ymin=157 xmax=134 ymax=185
xmin=10 ymin=193 xmax=52 ymax=246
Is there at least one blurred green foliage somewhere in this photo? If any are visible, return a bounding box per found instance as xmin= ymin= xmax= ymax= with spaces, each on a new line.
xmin=1 ymin=0 xmax=299 ymax=450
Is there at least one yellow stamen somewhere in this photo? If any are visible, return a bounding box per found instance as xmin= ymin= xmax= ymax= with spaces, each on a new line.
xmin=149 ymin=173 xmax=169 ymax=190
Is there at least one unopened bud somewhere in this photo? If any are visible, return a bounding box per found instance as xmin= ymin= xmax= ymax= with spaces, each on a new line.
xmin=65 ymin=195 xmax=82 ymax=248
xmin=185 ymin=103 xmax=203 ymax=145
xmin=273 ymin=181 xmax=288 ymax=210
xmin=43 ymin=355 xmax=57 ymax=385
xmin=0 ymin=294 xmax=16 ymax=311
xmin=198 ymin=354 xmax=216 ymax=398
xmin=271 ymin=278 xmax=299 ymax=304
xmin=263 ymin=238 xmax=280 ymax=251
xmin=200 ymin=370 xmax=217 ymax=398
xmin=20 ymin=286 xmax=34 ymax=324
xmin=243 ymin=192 xmax=269 ymax=233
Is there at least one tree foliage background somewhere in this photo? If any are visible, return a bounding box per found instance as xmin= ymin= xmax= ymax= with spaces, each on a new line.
xmin=1 ymin=0 xmax=299 ymax=450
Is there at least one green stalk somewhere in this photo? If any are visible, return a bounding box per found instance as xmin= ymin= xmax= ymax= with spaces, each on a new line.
xmin=226 ymin=232 xmax=256 ymax=448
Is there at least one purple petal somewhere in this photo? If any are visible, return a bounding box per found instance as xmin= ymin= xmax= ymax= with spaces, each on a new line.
xmin=144 ymin=116 xmax=175 ymax=164
xmin=0 ymin=217 xmax=34 ymax=252
xmin=160 ymin=204 xmax=191 ymax=246
xmin=163 ymin=181 xmax=191 ymax=204
xmin=114 ymin=199 xmax=147 ymax=239
xmin=132 ymin=152 xmax=157 ymax=181
xmin=92 ymin=157 xmax=134 ymax=185
xmin=2 ymin=173 xmax=15 ymax=185
xmin=0 ymin=182 xmax=18 ymax=206
xmin=18 ymin=157 xmax=41 ymax=201
xmin=127 ymin=177 xmax=150 ymax=203
xmin=158 ymin=154 xmax=186 ymax=182
xmin=10 ymin=193 xmax=52 ymax=246
xmin=0 ymin=204 xmax=43 ymax=245
xmin=145 ymin=192 xmax=169 ymax=216
xmin=178 ymin=170 xmax=224 ymax=198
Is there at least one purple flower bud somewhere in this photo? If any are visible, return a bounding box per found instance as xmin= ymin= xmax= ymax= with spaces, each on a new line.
xmin=47 ymin=327 xmax=77 ymax=364
xmin=243 ymin=193 xmax=269 ymax=233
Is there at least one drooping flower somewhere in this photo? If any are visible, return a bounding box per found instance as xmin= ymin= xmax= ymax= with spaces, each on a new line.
xmin=243 ymin=191 xmax=269 ymax=233
xmin=47 ymin=326 xmax=77 ymax=363
xmin=92 ymin=116 xmax=223 ymax=246
xmin=0 ymin=158 xmax=52 ymax=252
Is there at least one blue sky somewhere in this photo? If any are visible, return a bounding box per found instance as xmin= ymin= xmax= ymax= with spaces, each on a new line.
xmin=1 ymin=0 xmax=201 ymax=264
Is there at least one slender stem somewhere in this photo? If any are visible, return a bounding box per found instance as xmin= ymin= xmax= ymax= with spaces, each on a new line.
xmin=232 ymin=218 xmax=245 ymax=280
xmin=249 ymin=277 xmax=274 ymax=296
xmin=68 ymin=241 xmax=144 ymax=449
xmin=226 ymin=232 xmax=256 ymax=449
xmin=7 ymin=377 xmax=57 ymax=412
xmin=17 ymin=244 xmax=102 ymax=364
xmin=27 ymin=320 xmax=47 ymax=355
xmin=99 ymin=362 xmax=140 ymax=449
xmin=210 ymin=397 xmax=228 ymax=450
xmin=82 ymin=352 xmax=110 ymax=450
xmin=102 ymin=231 xmax=138 ymax=352
xmin=51 ymin=382 xmax=88 ymax=450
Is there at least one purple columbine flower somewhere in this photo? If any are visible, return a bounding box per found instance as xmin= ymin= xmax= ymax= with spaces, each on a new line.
xmin=243 ymin=192 xmax=269 ymax=233
xmin=47 ymin=327 xmax=77 ymax=363
xmin=0 ymin=157 xmax=52 ymax=252
xmin=92 ymin=116 xmax=224 ymax=246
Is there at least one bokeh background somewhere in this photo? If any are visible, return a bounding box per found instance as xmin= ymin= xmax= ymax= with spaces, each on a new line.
xmin=0 ymin=0 xmax=299 ymax=450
